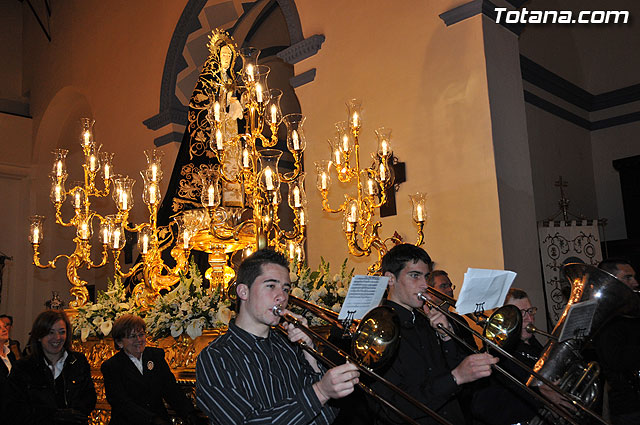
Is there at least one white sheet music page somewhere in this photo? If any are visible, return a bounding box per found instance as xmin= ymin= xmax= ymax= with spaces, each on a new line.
xmin=338 ymin=275 xmax=389 ymax=321
xmin=455 ymin=268 xmax=517 ymax=315
xmin=559 ymin=299 xmax=598 ymax=342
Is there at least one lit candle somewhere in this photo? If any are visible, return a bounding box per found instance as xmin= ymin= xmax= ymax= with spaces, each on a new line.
xmin=292 ymin=130 xmax=300 ymax=151
xmin=142 ymin=235 xmax=148 ymax=254
xmin=264 ymin=168 xmax=274 ymax=191
xmin=103 ymin=227 xmax=109 ymax=244
xmin=352 ymin=112 xmax=359 ymax=128
xmin=270 ymin=104 xmax=277 ymax=124
xmin=256 ymin=84 xmax=263 ymax=103
xmin=288 ymin=242 xmax=295 ymax=260
xmin=214 ymin=101 xmax=221 ymax=122
xmin=349 ymin=203 xmax=357 ymax=223
xmin=83 ymin=131 xmax=90 ymax=145
xmin=379 ymin=163 xmax=386 ymax=181
xmin=33 ymin=227 xmax=40 ymax=244
xmin=80 ymin=222 xmax=88 ymax=239
xmin=56 ymin=161 xmax=63 ymax=177
xmin=89 ymin=155 xmax=96 ymax=171
xmin=54 ymin=185 xmax=61 ymax=202
xmin=293 ymin=186 xmax=301 ymax=207
xmin=113 ymin=228 xmax=121 ymax=249
xmin=74 ymin=192 xmax=81 ymax=209
xmin=334 ymin=149 xmax=341 ymax=165
xmin=183 ymin=230 xmax=189 ymax=250
xmin=121 ymin=193 xmax=128 ymax=210
xmin=416 ymin=204 xmax=424 ymax=222
xmin=216 ymin=129 xmax=223 ymax=150
xmin=368 ymin=179 xmax=375 ymax=196
xmin=321 ymin=173 xmax=327 ymax=190
xmin=246 ymin=64 xmax=254 ymax=81
xmin=149 ymin=185 xmax=157 ymax=204
xmin=295 ymin=246 xmax=303 ymax=262
xmin=299 ymin=209 xmax=306 ymax=226
xmin=207 ymin=185 xmax=215 ymax=207
xmin=104 ymin=164 xmax=110 ymax=180
xmin=151 ymin=164 xmax=158 ymax=182
xmin=381 ymin=140 xmax=389 ymax=156
xmin=242 ymin=149 xmax=250 ymax=168
xmin=342 ymin=135 xmax=349 ymax=152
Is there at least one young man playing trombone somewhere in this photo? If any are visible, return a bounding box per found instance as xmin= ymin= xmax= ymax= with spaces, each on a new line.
xmin=195 ymin=249 xmax=359 ymax=425
xmin=373 ymin=243 xmax=499 ymax=425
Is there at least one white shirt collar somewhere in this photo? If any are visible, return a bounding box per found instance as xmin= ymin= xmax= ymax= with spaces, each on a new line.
xmin=45 ymin=350 xmax=68 ymax=379
xmin=126 ymin=352 xmax=144 ymax=374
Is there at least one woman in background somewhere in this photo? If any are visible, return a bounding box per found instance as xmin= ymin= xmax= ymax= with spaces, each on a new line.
xmin=5 ymin=309 xmax=96 ymax=424
xmin=101 ymin=314 xmax=199 ymax=425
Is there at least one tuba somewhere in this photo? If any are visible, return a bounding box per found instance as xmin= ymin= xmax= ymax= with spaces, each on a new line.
xmin=527 ymin=263 xmax=640 ymax=424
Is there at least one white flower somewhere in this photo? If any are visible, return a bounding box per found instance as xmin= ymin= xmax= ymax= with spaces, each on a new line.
xmin=90 ymin=304 xmax=103 ymax=311
xmin=92 ymin=316 xmax=104 ymax=326
xmin=333 ymin=274 xmax=341 ymax=283
xmin=180 ymin=301 xmax=191 ymax=312
xmin=216 ymin=306 xmax=232 ymax=325
xmin=186 ymin=319 xmax=204 ymax=339
xmin=117 ymin=302 xmax=130 ymax=310
xmin=309 ymin=290 xmax=320 ymax=303
xmin=81 ymin=326 xmax=91 ymax=342
xmin=331 ymin=303 xmax=342 ymax=312
xmin=291 ymin=287 xmax=304 ymax=298
xmin=338 ymin=287 xmax=348 ymax=298
xmin=99 ymin=319 xmax=113 ymax=336
xmin=170 ymin=322 xmax=184 ymax=338
xmin=316 ymin=286 xmax=328 ymax=298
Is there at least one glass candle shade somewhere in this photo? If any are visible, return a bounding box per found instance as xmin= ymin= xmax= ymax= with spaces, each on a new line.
xmin=99 ymin=151 xmax=114 ymax=180
xmin=375 ymin=127 xmax=392 ymax=158
xmin=141 ymin=169 xmax=162 ymax=206
xmin=199 ymin=169 xmax=221 ymax=208
xmin=287 ymin=172 xmax=307 ymax=209
xmin=49 ymin=173 xmax=67 ymax=204
xmin=29 ymin=215 xmax=45 ymax=244
xmin=282 ymin=113 xmax=306 ymax=153
xmin=410 ymin=192 xmax=427 ymax=223
xmin=69 ymin=186 xmax=87 ymax=210
xmin=346 ymin=99 xmax=362 ymax=131
xmin=112 ymin=176 xmax=135 ymax=211
xmin=51 ymin=148 xmax=69 ymax=178
xmin=257 ymin=149 xmax=282 ymax=192
xmin=79 ymin=118 xmax=95 ymax=147
xmin=315 ymin=160 xmax=332 ymax=191
xmin=267 ymin=89 xmax=283 ymax=127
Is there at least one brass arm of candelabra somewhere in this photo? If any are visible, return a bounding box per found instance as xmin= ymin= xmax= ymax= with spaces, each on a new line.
xmin=315 ymin=100 xmax=427 ymax=273
xmin=29 ymin=118 xmax=114 ymax=307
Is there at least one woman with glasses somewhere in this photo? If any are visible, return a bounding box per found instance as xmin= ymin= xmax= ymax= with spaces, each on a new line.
xmin=101 ymin=314 xmax=199 ymax=425
xmin=5 ymin=309 xmax=96 ymax=424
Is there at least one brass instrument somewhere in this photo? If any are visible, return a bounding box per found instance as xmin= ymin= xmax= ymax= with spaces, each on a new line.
xmin=526 ymin=323 xmax=557 ymax=341
xmin=275 ymin=295 xmax=453 ymax=425
xmin=416 ymin=291 xmax=598 ymax=425
xmin=527 ymin=263 xmax=640 ymax=425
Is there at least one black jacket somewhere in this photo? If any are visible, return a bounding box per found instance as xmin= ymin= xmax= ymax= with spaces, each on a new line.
xmin=371 ymin=300 xmax=467 ymax=425
xmin=101 ymin=346 xmax=196 ymax=425
xmin=5 ymin=350 xmax=96 ymax=425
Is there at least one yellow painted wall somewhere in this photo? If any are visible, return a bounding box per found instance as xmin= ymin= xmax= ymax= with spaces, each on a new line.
xmin=295 ymin=0 xmax=505 ymax=287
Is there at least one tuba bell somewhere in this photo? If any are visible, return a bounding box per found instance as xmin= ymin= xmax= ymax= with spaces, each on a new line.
xmin=527 ymin=263 xmax=640 ymax=424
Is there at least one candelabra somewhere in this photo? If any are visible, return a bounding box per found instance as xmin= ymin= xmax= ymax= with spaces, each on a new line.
xmin=185 ymin=30 xmax=307 ymax=276
xmin=29 ymin=118 xmax=112 ymax=308
xmin=315 ymin=100 xmax=426 ymax=273
xmin=103 ymin=149 xmax=198 ymax=308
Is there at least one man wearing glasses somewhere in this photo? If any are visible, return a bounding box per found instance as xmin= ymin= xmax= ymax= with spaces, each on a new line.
xmin=472 ymin=288 xmax=545 ymax=424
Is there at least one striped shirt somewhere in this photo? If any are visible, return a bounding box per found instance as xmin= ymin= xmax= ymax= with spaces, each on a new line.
xmin=196 ymin=320 xmax=337 ymax=425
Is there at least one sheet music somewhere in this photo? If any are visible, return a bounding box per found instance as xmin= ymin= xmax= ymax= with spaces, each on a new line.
xmin=338 ymin=275 xmax=389 ymax=320
xmin=559 ymin=299 xmax=598 ymax=342
xmin=455 ymin=268 xmax=517 ymax=315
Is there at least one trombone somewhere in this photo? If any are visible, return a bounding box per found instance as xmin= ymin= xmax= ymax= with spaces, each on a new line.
xmin=417 ymin=290 xmax=608 ymax=425
xmin=275 ymin=295 xmax=453 ymax=425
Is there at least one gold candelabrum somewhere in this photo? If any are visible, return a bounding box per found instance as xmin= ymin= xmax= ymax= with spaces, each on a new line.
xmin=189 ymin=33 xmax=307 ymax=273
xmin=29 ymin=119 xmax=195 ymax=308
xmin=315 ymin=100 xmax=426 ymax=273
xmin=29 ymin=118 xmax=111 ymax=308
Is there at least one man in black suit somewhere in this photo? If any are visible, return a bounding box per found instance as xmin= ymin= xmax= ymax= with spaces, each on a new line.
xmin=101 ymin=314 xmax=199 ymax=425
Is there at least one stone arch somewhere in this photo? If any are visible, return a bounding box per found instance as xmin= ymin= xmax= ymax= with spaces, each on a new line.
xmin=143 ymin=0 xmax=308 ymax=146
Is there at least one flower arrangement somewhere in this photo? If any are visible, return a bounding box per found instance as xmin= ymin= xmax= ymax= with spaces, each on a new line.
xmin=72 ymin=276 xmax=137 ymax=342
xmin=144 ymin=260 xmax=234 ymax=340
xmin=292 ymin=258 xmax=354 ymax=326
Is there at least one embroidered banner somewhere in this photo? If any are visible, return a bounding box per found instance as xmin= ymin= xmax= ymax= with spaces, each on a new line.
xmin=537 ymin=221 xmax=603 ymax=326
